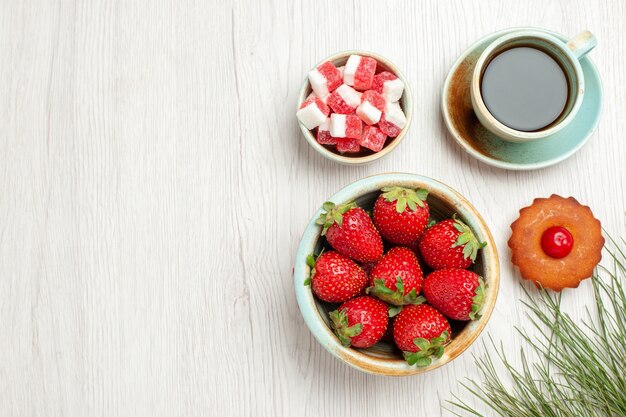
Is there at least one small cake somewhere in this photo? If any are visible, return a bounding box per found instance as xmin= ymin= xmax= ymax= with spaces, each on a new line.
xmin=508 ymin=195 xmax=604 ymax=291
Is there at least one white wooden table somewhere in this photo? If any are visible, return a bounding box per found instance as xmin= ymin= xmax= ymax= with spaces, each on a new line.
xmin=1 ymin=1 xmax=625 ymax=416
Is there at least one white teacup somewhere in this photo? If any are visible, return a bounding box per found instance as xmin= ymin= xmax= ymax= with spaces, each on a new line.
xmin=471 ymin=30 xmax=597 ymax=143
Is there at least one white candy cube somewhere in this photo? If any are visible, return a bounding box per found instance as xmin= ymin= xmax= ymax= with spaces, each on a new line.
xmin=297 ymin=100 xmax=327 ymax=130
xmin=335 ymin=84 xmax=362 ymax=108
xmin=343 ymin=55 xmax=361 ymax=87
xmin=318 ymin=117 xmax=330 ymax=132
xmin=384 ymin=102 xmax=407 ymax=129
xmin=329 ymin=114 xmax=347 ymax=138
xmin=356 ymin=101 xmax=382 ymax=125
xmin=382 ymin=78 xmax=404 ymax=102
xmin=308 ymin=68 xmax=330 ymax=98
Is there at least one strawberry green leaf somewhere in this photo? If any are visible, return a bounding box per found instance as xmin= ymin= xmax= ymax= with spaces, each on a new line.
xmin=306 ymin=254 xmax=316 ymax=268
xmin=469 ymin=277 xmax=486 ymax=320
xmin=403 ymin=289 xmax=426 ymax=305
xmin=329 ymin=308 xmax=362 ymax=347
xmin=368 ymin=278 xmax=394 ymax=295
xmin=404 ymin=352 xmax=418 ymax=366
xmin=415 ymin=357 xmax=432 ymax=367
xmin=388 ymin=305 xmax=403 ymax=317
xmin=344 ymin=324 xmax=363 ymax=337
xmin=397 ymin=198 xmax=407 ymax=213
xmin=403 ymin=331 xmax=450 ymax=366
xmin=403 ymin=350 xmax=433 ymax=367
xmin=338 ymin=204 xmax=354 ymax=214
xmin=394 ymin=277 xmax=405 ymax=295
xmin=432 ymin=331 xmax=450 ymax=345
xmin=381 ymin=186 xmax=427 ymax=213
xmin=456 ymin=234 xmax=471 ymax=245
xmin=367 ymin=277 xmax=410 ymax=306
xmin=433 ymin=346 xmax=445 ymax=359
xmin=414 ymin=338 xmax=431 ymax=351
xmin=462 ymin=243 xmax=473 ymax=260
xmin=316 ymin=201 xmax=357 ymax=236
xmin=305 ymin=254 xmax=317 ymax=286
xmin=451 ymin=215 xmax=488 ymax=262
xmin=416 ymin=188 xmax=429 ymax=201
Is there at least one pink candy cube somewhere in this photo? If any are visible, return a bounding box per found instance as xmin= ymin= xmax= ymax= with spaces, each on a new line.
xmin=336 ymin=137 xmax=361 ymax=153
xmin=297 ymin=96 xmax=330 ymax=130
xmin=316 ymin=118 xmax=337 ymax=145
xmin=308 ymin=61 xmax=343 ymax=98
xmin=372 ymin=71 xmax=405 ymax=102
xmin=330 ymin=114 xmax=362 ymax=140
xmin=327 ymin=84 xmax=362 ymax=115
xmin=356 ymin=90 xmax=386 ymax=125
xmin=378 ymin=102 xmax=407 ymax=137
xmin=343 ymin=55 xmax=377 ymax=91
xmin=359 ymin=126 xmax=387 ymax=152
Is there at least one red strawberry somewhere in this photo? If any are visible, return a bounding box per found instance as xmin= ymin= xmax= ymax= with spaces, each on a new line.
xmin=423 ymin=269 xmax=486 ymax=321
xmin=393 ymin=304 xmax=451 ymax=366
xmin=418 ymin=215 xmax=487 ymax=270
xmin=404 ymin=240 xmax=427 ymax=269
xmin=306 ymin=251 xmax=368 ymax=303
xmin=329 ymin=296 xmax=389 ymax=348
xmin=373 ymin=186 xmax=430 ymax=245
xmin=381 ymin=317 xmax=395 ymax=343
xmin=367 ymin=247 xmax=425 ymax=308
xmin=317 ymin=201 xmax=383 ymax=263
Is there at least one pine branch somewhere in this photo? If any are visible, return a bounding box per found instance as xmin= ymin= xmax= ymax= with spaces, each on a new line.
xmin=447 ymin=235 xmax=626 ymax=417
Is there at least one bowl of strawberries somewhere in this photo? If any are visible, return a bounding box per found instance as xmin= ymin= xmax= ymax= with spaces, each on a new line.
xmin=294 ymin=173 xmax=499 ymax=375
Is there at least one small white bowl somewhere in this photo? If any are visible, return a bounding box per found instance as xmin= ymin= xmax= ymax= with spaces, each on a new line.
xmin=297 ymin=51 xmax=413 ymax=165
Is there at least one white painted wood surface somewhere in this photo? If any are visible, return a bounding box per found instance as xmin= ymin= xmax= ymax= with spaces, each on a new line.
xmin=1 ymin=1 xmax=624 ymax=415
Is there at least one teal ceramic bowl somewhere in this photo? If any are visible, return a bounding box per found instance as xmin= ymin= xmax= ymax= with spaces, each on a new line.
xmin=297 ymin=51 xmax=413 ymax=165
xmin=294 ymin=173 xmax=499 ymax=375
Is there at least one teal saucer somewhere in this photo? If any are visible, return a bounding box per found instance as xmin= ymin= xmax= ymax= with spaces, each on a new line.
xmin=442 ymin=28 xmax=603 ymax=170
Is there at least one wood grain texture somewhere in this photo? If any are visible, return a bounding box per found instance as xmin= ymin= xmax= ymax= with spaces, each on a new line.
xmin=0 ymin=0 xmax=624 ymax=416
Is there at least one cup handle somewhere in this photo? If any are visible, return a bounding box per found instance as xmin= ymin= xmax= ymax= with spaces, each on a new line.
xmin=566 ymin=30 xmax=597 ymax=59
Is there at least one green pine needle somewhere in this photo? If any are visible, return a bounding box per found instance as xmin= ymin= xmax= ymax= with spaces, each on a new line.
xmin=448 ymin=234 xmax=626 ymax=416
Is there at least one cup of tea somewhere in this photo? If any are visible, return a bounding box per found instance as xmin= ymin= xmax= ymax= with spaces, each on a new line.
xmin=470 ymin=30 xmax=597 ymax=142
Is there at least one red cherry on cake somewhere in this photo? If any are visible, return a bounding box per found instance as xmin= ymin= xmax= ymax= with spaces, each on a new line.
xmin=540 ymin=226 xmax=574 ymax=258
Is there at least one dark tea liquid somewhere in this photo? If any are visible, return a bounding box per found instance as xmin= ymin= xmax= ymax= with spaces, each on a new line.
xmin=480 ymin=47 xmax=569 ymax=132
